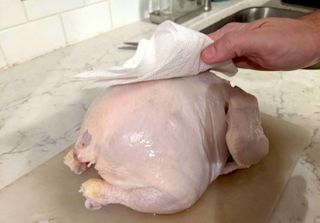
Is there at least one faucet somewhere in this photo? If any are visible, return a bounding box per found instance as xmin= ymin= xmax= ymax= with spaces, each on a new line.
xmin=204 ymin=0 xmax=212 ymax=11
xmin=149 ymin=0 xmax=212 ymax=24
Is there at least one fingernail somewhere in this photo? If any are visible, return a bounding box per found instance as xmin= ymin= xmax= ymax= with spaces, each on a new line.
xmin=201 ymin=47 xmax=216 ymax=64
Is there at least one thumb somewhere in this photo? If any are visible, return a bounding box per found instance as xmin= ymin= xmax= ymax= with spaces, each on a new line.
xmin=201 ymin=32 xmax=245 ymax=64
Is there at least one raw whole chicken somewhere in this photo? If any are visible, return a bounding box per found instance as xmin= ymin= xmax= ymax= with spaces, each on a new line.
xmin=64 ymin=72 xmax=269 ymax=214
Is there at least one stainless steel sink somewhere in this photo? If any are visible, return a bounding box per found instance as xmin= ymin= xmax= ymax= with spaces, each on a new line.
xmin=200 ymin=7 xmax=306 ymax=34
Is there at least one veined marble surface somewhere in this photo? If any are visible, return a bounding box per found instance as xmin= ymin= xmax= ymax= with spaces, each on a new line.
xmin=0 ymin=0 xmax=319 ymax=222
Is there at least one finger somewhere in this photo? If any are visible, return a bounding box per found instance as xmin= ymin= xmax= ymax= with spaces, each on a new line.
xmin=201 ymin=31 xmax=248 ymax=64
xmin=208 ymin=22 xmax=247 ymax=41
xmin=233 ymin=57 xmax=267 ymax=70
xmin=202 ymin=28 xmax=266 ymax=65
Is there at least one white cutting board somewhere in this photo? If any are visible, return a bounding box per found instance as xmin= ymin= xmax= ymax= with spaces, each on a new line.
xmin=0 ymin=114 xmax=310 ymax=223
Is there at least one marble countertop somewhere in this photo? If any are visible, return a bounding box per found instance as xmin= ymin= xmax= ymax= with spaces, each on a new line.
xmin=0 ymin=0 xmax=319 ymax=222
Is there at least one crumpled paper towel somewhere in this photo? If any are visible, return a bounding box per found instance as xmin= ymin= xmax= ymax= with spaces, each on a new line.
xmin=76 ymin=21 xmax=237 ymax=86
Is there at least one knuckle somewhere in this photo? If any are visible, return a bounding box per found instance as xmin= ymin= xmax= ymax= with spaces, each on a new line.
xmin=223 ymin=32 xmax=244 ymax=57
xmin=224 ymin=22 xmax=242 ymax=29
xmin=223 ymin=33 xmax=236 ymax=51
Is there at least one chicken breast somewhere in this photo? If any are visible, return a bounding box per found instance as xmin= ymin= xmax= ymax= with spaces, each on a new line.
xmin=64 ymin=72 xmax=269 ymax=214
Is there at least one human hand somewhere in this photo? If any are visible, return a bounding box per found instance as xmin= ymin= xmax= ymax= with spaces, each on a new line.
xmin=201 ymin=11 xmax=320 ymax=70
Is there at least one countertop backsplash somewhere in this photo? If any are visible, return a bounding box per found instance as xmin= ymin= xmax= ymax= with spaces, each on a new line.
xmin=0 ymin=0 xmax=149 ymax=70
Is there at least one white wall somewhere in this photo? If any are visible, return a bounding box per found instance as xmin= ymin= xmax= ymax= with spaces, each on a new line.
xmin=0 ymin=0 xmax=149 ymax=70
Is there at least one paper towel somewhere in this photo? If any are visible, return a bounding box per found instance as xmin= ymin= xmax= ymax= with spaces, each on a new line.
xmin=76 ymin=21 xmax=237 ymax=86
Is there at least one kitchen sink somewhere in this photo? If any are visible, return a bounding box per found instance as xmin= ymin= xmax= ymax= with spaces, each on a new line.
xmin=200 ymin=7 xmax=306 ymax=34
